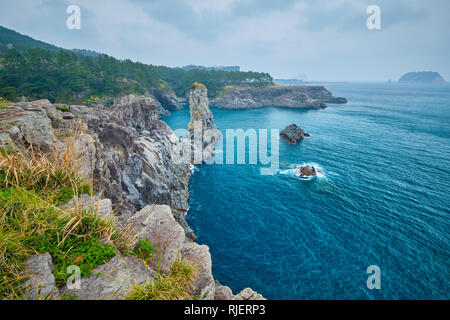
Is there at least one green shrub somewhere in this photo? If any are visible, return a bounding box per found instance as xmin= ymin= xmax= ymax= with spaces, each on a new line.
xmin=132 ymin=238 xmax=156 ymax=262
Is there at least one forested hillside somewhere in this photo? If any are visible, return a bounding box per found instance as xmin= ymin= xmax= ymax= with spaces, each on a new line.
xmin=0 ymin=26 xmax=273 ymax=103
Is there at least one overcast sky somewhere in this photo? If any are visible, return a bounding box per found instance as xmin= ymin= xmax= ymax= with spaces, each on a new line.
xmin=1 ymin=0 xmax=449 ymax=81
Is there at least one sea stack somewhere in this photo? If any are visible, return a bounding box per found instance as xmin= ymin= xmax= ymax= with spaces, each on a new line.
xmin=280 ymin=124 xmax=310 ymax=144
xmin=188 ymin=82 xmax=215 ymax=131
xmin=186 ymin=82 xmax=220 ymax=162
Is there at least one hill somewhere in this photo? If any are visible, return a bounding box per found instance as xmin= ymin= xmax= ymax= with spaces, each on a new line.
xmin=399 ymin=71 xmax=445 ymax=83
xmin=0 ymin=26 xmax=272 ymax=103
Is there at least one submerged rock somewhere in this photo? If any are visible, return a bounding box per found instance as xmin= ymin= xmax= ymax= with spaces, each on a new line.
xmin=280 ymin=123 xmax=309 ymax=144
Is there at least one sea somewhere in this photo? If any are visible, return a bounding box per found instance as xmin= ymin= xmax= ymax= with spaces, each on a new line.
xmin=163 ymin=82 xmax=450 ymax=299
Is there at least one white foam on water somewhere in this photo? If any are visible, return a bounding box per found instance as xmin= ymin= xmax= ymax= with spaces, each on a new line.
xmin=278 ymin=162 xmax=327 ymax=181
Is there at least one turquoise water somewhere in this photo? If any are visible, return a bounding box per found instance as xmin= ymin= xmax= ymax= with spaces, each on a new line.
xmin=164 ymin=83 xmax=450 ymax=299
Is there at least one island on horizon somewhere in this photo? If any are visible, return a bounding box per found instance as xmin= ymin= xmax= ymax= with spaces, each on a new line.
xmin=399 ymin=71 xmax=446 ymax=83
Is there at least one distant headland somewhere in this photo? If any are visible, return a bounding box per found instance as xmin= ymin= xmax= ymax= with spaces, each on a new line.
xmin=399 ymin=71 xmax=446 ymax=83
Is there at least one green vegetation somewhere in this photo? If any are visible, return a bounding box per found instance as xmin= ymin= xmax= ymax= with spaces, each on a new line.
xmin=55 ymin=106 xmax=70 ymax=113
xmin=0 ymin=26 xmax=273 ymax=103
xmin=126 ymin=259 xmax=196 ymax=300
xmin=132 ymin=238 xmax=156 ymax=262
xmin=0 ymin=146 xmax=128 ymax=299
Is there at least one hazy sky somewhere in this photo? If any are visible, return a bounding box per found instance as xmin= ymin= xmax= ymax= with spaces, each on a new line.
xmin=1 ymin=0 xmax=449 ymax=81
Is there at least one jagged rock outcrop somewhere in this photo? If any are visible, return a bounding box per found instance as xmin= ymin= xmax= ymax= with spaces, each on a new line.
xmin=181 ymin=242 xmax=215 ymax=299
xmin=185 ymin=83 xmax=221 ymax=165
xmin=22 ymin=253 xmax=59 ymax=300
xmin=149 ymin=88 xmax=186 ymax=117
xmin=0 ymin=91 xmax=263 ymax=301
xmin=0 ymin=96 xmax=193 ymax=235
xmin=211 ymin=85 xmax=346 ymax=110
xmin=188 ymin=83 xmax=215 ymax=131
xmin=280 ymin=123 xmax=310 ymax=144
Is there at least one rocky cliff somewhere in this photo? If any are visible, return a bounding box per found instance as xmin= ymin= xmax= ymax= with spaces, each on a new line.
xmin=0 ymin=89 xmax=264 ymax=300
xmin=210 ymin=85 xmax=346 ymax=110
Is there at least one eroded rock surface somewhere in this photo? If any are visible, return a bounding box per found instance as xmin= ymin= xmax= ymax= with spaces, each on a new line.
xmin=60 ymin=255 xmax=155 ymax=300
xmin=233 ymin=288 xmax=266 ymax=300
xmin=22 ymin=253 xmax=59 ymax=300
xmin=181 ymin=242 xmax=215 ymax=299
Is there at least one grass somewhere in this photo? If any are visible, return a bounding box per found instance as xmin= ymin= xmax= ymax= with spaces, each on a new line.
xmin=132 ymin=238 xmax=156 ymax=263
xmin=126 ymin=259 xmax=196 ymax=300
xmin=0 ymin=144 xmax=132 ymax=299
xmin=55 ymin=106 xmax=70 ymax=113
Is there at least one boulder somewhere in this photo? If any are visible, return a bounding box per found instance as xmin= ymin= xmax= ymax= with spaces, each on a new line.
xmin=19 ymin=112 xmax=59 ymax=151
xmin=128 ymin=205 xmax=185 ymax=272
xmin=181 ymin=242 xmax=215 ymax=299
xmin=60 ymin=255 xmax=155 ymax=300
xmin=22 ymin=253 xmax=59 ymax=300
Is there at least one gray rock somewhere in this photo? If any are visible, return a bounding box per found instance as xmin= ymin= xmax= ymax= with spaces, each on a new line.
xmin=181 ymin=242 xmax=215 ymax=299
xmin=280 ymin=123 xmax=309 ymax=144
xmin=22 ymin=253 xmax=59 ymax=300
xmin=233 ymin=288 xmax=266 ymax=300
xmin=128 ymin=205 xmax=185 ymax=272
xmin=97 ymin=198 xmax=113 ymax=218
xmin=19 ymin=112 xmax=59 ymax=151
xmin=60 ymin=194 xmax=113 ymax=218
xmin=61 ymin=255 xmax=155 ymax=300
xmin=214 ymin=282 xmax=234 ymax=300
xmin=44 ymin=105 xmax=63 ymax=122
xmin=61 ymin=112 xmax=75 ymax=120
xmin=30 ymin=99 xmax=51 ymax=105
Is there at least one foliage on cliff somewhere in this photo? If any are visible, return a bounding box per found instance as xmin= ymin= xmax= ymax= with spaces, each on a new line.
xmin=0 ymin=26 xmax=273 ymax=102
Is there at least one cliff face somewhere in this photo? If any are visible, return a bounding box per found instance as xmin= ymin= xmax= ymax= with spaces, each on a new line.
xmin=210 ymin=85 xmax=347 ymax=110
xmin=0 ymin=92 xmax=264 ymax=300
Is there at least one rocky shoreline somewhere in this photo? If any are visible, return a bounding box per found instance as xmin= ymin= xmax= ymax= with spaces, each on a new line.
xmin=0 ymin=86 xmax=264 ymax=300
xmin=211 ymin=85 xmax=347 ymax=110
